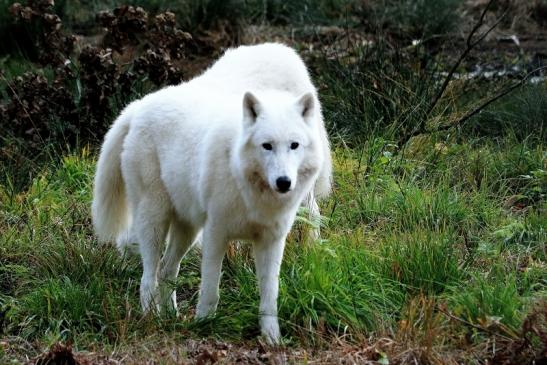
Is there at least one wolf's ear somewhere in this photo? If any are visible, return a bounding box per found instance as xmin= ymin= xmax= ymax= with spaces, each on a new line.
xmin=243 ymin=91 xmax=261 ymax=127
xmin=297 ymin=92 xmax=315 ymax=121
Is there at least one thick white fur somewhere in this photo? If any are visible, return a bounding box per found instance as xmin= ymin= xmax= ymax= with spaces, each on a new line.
xmin=92 ymin=43 xmax=332 ymax=344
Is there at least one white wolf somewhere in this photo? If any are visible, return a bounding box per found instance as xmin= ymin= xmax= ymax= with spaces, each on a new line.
xmin=92 ymin=43 xmax=332 ymax=344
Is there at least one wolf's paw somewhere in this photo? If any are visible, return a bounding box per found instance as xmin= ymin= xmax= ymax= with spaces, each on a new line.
xmin=140 ymin=280 xmax=159 ymax=314
xmin=260 ymin=315 xmax=281 ymax=345
xmin=195 ymin=298 xmax=219 ymax=318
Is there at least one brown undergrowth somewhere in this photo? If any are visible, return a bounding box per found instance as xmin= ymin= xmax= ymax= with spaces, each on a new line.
xmin=1 ymin=1 xmax=192 ymax=156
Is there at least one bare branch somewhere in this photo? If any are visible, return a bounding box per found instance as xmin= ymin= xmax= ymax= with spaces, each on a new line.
xmin=469 ymin=10 xmax=507 ymax=48
xmin=466 ymin=0 xmax=494 ymax=47
xmin=428 ymin=66 xmax=547 ymax=134
xmin=398 ymin=66 xmax=547 ymax=144
xmin=398 ymin=0 xmax=503 ymax=147
xmin=426 ymin=0 xmax=499 ymax=117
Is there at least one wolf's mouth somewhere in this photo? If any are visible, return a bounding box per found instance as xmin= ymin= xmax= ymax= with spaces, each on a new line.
xmin=246 ymin=171 xmax=295 ymax=196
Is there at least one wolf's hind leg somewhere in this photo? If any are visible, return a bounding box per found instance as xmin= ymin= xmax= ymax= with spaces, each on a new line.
xmin=158 ymin=219 xmax=198 ymax=313
xmin=135 ymin=192 xmax=171 ymax=314
xmin=195 ymin=225 xmax=227 ymax=318
xmin=304 ymin=191 xmax=321 ymax=241
xmin=115 ymin=228 xmax=139 ymax=255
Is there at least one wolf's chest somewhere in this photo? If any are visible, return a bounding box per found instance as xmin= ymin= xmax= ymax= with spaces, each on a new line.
xmin=224 ymin=221 xmax=281 ymax=243
xmin=221 ymin=205 xmax=294 ymax=242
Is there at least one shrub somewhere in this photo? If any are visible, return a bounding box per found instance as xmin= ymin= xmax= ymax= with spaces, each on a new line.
xmin=0 ymin=3 xmax=192 ymax=189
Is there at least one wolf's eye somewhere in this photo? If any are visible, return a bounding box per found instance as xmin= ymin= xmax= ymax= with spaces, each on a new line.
xmin=290 ymin=142 xmax=299 ymax=150
xmin=262 ymin=143 xmax=273 ymax=151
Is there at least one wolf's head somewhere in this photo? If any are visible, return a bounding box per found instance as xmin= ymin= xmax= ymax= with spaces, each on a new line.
xmin=234 ymin=90 xmax=323 ymax=203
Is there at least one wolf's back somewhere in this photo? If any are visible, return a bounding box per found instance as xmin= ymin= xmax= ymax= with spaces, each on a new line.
xmin=197 ymin=43 xmax=314 ymax=97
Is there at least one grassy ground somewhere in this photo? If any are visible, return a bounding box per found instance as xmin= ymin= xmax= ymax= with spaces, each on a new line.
xmin=1 ymin=0 xmax=546 ymax=363
xmin=1 ymin=127 xmax=545 ymax=363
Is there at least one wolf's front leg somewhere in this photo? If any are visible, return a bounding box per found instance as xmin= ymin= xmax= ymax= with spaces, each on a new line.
xmin=196 ymin=226 xmax=227 ymax=318
xmin=253 ymin=237 xmax=286 ymax=345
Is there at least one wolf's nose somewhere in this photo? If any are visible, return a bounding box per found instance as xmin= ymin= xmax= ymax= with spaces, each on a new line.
xmin=276 ymin=176 xmax=291 ymax=193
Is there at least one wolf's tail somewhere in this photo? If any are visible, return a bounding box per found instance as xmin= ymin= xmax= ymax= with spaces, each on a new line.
xmin=92 ymin=106 xmax=133 ymax=244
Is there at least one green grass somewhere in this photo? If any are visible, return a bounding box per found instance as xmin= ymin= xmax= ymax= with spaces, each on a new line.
xmin=0 ymin=129 xmax=544 ymax=361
